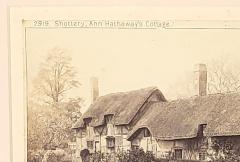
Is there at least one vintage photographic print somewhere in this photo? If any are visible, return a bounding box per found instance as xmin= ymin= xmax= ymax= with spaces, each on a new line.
xmin=10 ymin=7 xmax=240 ymax=162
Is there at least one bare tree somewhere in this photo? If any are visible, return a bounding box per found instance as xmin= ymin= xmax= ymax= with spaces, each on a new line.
xmin=33 ymin=47 xmax=81 ymax=106
xmin=166 ymin=55 xmax=240 ymax=99
xmin=207 ymin=56 xmax=240 ymax=94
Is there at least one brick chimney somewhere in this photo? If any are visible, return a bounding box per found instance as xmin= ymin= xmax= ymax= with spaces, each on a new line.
xmin=194 ymin=64 xmax=207 ymax=96
xmin=90 ymin=77 xmax=99 ymax=103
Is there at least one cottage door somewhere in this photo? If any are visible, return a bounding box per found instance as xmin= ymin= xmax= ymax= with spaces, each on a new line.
xmin=95 ymin=141 xmax=100 ymax=152
xmin=80 ymin=149 xmax=90 ymax=162
xmin=175 ymin=149 xmax=182 ymax=159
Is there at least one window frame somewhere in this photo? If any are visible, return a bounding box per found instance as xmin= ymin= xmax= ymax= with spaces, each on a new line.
xmin=87 ymin=140 xmax=94 ymax=150
xmin=106 ymin=136 xmax=115 ymax=148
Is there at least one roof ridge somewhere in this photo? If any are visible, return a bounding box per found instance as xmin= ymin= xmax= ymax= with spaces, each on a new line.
xmin=166 ymin=91 xmax=240 ymax=103
xmin=98 ymin=86 xmax=158 ymax=98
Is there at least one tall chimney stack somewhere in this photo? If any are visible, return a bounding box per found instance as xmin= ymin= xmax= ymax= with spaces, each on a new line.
xmin=90 ymin=77 xmax=99 ymax=103
xmin=194 ymin=64 xmax=207 ymax=96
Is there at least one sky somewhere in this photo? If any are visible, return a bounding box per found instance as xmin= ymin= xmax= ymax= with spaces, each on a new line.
xmin=26 ymin=26 xmax=240 ymax=112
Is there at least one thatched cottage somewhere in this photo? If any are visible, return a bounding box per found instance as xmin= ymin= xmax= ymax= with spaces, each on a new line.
xmin=73 ymin=64 xmax=240 ymax=161
xmin=72 ymin=79 xmax=166 ymax=161
xmin=127 ymin=93 xmax=240 ymax=160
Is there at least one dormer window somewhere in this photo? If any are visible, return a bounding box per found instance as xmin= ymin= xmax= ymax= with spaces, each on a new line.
xmin=83 ymin=117 xmax=92 ymax=127
xmin=83 ymin=117 xmax=94 ymax=140
xmin=198 ymin=124 xmax=207 ymax=137
xmin=104 ymin=114 xmax=114 ymax=137
xmin=104 ymin=114 xmax=114 ymax=124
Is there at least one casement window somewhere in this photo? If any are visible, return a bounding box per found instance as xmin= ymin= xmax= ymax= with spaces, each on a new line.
xmin=174 ymin=149 xmax=183 ymax=159
xmin=78 ymin=129 xmax=86 ymax=138
xmin=106 ymin=137 xmax=115 ymax=148
xmin=131 ymin=145 xmax=140 ymax=150
xmin=87 ymin=140 xmax=94 ymax=149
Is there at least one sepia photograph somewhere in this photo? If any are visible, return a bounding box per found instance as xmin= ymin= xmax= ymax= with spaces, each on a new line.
xmin=9 ymin=7 xmax=240 ymax=162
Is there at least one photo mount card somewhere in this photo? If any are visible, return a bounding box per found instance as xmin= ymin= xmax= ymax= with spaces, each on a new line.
xmin=9 ymin=6 xmax=240 ymax=162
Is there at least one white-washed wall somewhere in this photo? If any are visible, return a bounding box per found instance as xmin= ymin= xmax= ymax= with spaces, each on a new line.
xmin=130 ymin=128 xmax=203 ymax=160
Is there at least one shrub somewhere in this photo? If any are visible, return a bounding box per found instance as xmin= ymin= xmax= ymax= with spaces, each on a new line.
xmin=90 ymin=151 xmax=112 ymax=162
xmin=116 ymin=148 xmax=155 ymax=162
xmin=208 ymin=138 xmax=240 ymax=162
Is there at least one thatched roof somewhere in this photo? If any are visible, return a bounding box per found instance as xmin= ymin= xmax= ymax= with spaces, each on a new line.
xmin=128 ymin=93 xmax=240 ymax=140
xmin=73 ymin=87 xmax=166 ymax=129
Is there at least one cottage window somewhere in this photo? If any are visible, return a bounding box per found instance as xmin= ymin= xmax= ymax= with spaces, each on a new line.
xmin=106 ymin=137 xmax=115 ymax=148
xmin=78 ymin=129 xmax=86 ymax=138
xmin=174 ymin=149 xmax=182 ymax=159
xmin=131 ymin=145 xmax=140 ymax=150
xmin=105 ymin=114 xmax=113 ymax=124
xmin=87 ymin=140 xmax=94 ymax=149
xmin=95 ymin=141 xmax=100 ymax=152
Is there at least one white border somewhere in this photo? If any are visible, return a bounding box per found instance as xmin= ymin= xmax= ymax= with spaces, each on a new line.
xmin=9 ymin=6 xmax=240 ymax=162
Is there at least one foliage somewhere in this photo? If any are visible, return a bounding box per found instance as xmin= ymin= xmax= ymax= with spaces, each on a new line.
xmin=89 ymin=148 xmax=155 ymax=162
xmin=117 ymin=148 xmax=154 ymax=162
xmin=27 ymin=149 xmax=44 ymax=162
xmin=28 ymin=98 xmax=82 ymax=151
xmin=90 ymin=151 xmax=112 ymax=162
xmin=208 ymin=138 xmax=240 ymax=162
xmin=42 ymin=149 xmax=66 ymax=162
xmin=27 ymin=47 xmax=83 ymax=161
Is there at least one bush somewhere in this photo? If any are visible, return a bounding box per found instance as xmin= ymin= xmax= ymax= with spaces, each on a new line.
xmin=208 ymin=138 xmax=240 ymax=162
xmin=116 ymin=148 xmax=155 ymax=162
xmin=90 ymin=151 xmax=112 ymax=162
